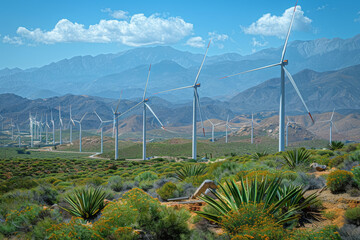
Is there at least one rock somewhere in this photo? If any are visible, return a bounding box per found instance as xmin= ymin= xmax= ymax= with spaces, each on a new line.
xmin=191 ymin=180 xmax=217 ymax=199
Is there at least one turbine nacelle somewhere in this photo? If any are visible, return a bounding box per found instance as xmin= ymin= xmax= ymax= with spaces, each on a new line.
xmin=194 ymin=83 xmax=201 ymax=88
xmin=282 ymin=60 xmax=289 ymax=65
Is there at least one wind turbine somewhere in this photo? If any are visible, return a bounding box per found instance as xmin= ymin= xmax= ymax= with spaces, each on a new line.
xmin=73 ymin=113 xmax=87 ymax=152
xmin=241 ymin=113 xmax=259 ymax=144
xmin=28 ymin=113 xmax=34 ymax=147
xmin=0 ymin=114 xmax=4 ymax=131
xmin=113 ymin=92 xmax=123 ymax=160
xmin=45 ymin=114 xmax=50 ymax=144
xmin=317 ymin=108 xmax=337 ymax=144
xmin=155 ymin=41 xmax=211 ymax=159
xmin=10 ymin=119 xmax=15 ymax=141
xmin=221 ymin=1 xmax=314 ymax=152
xmin=50 ymin=110 xmax=55 ymax=145
xmin=207 ymin=118 xmax=222 ymax=142
xmin=224 ymin=115 xmax=237 ymax=143
xmin=69 ymin=105 xmax=75 ymax=143
xmin=286 ymin=116 xmax=296 ymax=147
xmin=58 ymin=106 xmax=63 ymax=145
xmin=118 ymin=64 xmax=167 ymax=160
xmin=94 ymin=111 xmax=112 ymax=154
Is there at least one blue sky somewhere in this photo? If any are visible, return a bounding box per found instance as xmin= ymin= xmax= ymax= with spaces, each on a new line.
xmin=0 ymin=0 xmax=359 ymax=69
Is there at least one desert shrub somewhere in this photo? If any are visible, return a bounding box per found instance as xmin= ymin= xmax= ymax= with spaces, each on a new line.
xmin=351 ymin=166 xmax=360 ymax=188
xmin=134 ymin=171 xmax=158 ymax=182
xmin=349 ymin=150 xmax=360 ymax=162
xmin=93 ymin=188 xmax=190 ymax=239
xmin=0 ymin=176 xmax=38 ymax=194
xmin=348 ymin=188 xmax=360 ymax=197
xmin=0 ymin=204 xmax=42 ymax=236
xmin=345 ymin=144 xmax=358 ymax=153
xmin=47 ymin=217 xmax=96 ymax=239
xmin=317 ymin=149 xmax=335 ymax=156
xmin=109 ymin=227 xmax=138 ymax=240
xmin=108 ymin=176 xmax=123 ymax=192
xmin=61 ymin=186 xmax=108 ymax=221
xmin=283 ymin=148 xmax=312 ymax=169
xmin=156 ymin=182 xmax=178 ymax=200
xmin=329 ymin=141 xmax=345 ymax=150
xmin=324 ymin=211 xmax=338 ymax=220
xmin=291 ymin=172 xmax=326 ymax=190
xmin=32 ymin=183 xmax=59 ymax=205
xmin=345 ymin=207 xmax=360 ymax=226
xmin=329 ymin=155 xmax=347 ymax=168
xmin=327 ymin=170 xmax=354 ymax=193
xmin=290 ymin=225 xmax=341 ymax=240
xmin=87 ymin=176 xmax=104 ymax=187
xmin=221 ymin=204 xmax=286 ymax=239
xmin=32 ymin=213 xmax=63 ymax=239
xmin=138 ymin=180 xmax=155 ymax=191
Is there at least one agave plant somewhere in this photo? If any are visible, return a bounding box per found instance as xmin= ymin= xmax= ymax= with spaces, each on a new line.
xmin=283 ymin=148 xmax=312 ymax=169
xmin=61 ymin=186 xmax=109 ymax=221
xmin=175 ymin=164 xmax=207 ymax=181
xmin=252 ymin=151 xmax=268 ymax=160
xmin=329 ymin=141 xmax=344 ymax=150
xmin=195 ymin=177 xmax=319 ymax=225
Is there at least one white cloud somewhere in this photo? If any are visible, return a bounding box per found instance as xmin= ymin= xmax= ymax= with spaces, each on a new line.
xmin=355 ymin=11 xmax=360 ymax=22
xmin=251 ymin=37 xmax=268 ymax=47
xmin=317 ymin=5 xmax=327 ymax=11
xmin=4 ymin=13 xmax=193 ymax=46
xmin=186 ymin=36 xmax=205 ymax=48
xmin=242 ymin=5 xmax=312 ymax=38
xmin=208 ymin=32 xmax=228 ymax=49
xmin=3 ymin=35 xmax=23 ymax=45
xmin=102 ymin=8 xmax=129 ymax=19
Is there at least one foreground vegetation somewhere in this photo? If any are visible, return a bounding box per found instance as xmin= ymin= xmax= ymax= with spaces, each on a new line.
xmin=0 ymin=141 xmax=359 ymax=239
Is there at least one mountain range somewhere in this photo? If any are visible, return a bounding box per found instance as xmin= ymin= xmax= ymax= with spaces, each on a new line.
xmin=1 ymin=34 xmax=360 ymax=101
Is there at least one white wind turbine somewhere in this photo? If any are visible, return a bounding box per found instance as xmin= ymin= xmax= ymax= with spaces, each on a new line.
xmin=94 ymin=111 xmax=112 ymax=154
xmin=0 ymin=114 xmax=4 ymax=131
xmin=69 ymin=105 xmax=75 ymax=143
xmin=317 ymin=108 xmax=338 ymax=144
xmin=221 ymin=1 xmax=314 ymax=152
xmin=224 ymin=115 xmax=238 ymax=143
xmin=207 ymin=118 xmax=222 ymax=142
xmin=10 ymin=119 xmax=14 ymax=141
xmin=113 ymin=92 xmax=123 ymax=160
xmin=242 ymin=113 xmax=260 ymax=144
xmin=58 ymin=106 xmax=63 ymax=145
xmin=45 ymin=114 xmax=50 ymax=144
xmin=155 ymin=41 xmax=211 ymax=159
xmin=118 ymin=64 xmax=167 ymax=160
xmin=29 ymin=113 xmax=34 ymax=147
xmin=73 ymin=112 xmax=87 ymax=152
xmin=50 ymin=110 xmax=55 ymax=145
xmin=286 ymin=116 xmax=296 ymax=147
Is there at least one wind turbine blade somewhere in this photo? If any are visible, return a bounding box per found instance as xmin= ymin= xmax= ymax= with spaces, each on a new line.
xmin=80 ymin=112 xmax=87 ymax=123
xmin=118 ymin=101 xmax=143 ymax=118
xmin=194 ymin=40 xmax=211 ymax=85
xmin=94 ymin=111 xmax=103 ymax=122
xmin=114 ymin=90 xmax=123 ymax=114
xmin=143 ymin=64 xmax=151 ymax=101
xmin=207 ymin=118 xmax=214 ymax=125
xmin=145 ymin=103 xmax=165 ymax=129
xmin=153 ymin=85 xmax=193 ymax=95
xmin=330 ymin=108 xmax=335 ymax=121
xmin=283 ymin=66 xmax=314 ymax=123
xmin=194 ymin=89 xmax=205 ymax=136
xmin=281 ymin=0 xmax=299 ymax=62
xmin=17 ymin=125 xmax=20 ymax=134
xmin=220 ymin=62 xmax=281 ymax=79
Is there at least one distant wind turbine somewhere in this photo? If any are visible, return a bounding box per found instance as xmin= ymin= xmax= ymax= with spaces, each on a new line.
xmin=113 ymin=92 xmax=123 ymax=160
xmin=45 ymin=114 xmax=50 ymax=144
xmin=94 ymin=111 xmax=112 ymax=154
xmin=73 ymin=113 xmax=87 ymax=152
xmin=51 ymin=110 xmax=55 ymax=145
xmin=16 ymin=125 xmax=21 ymax=148
xmin=207 ymin=118 xmax=222 ymax=142
xmin=221 ymin=1 xmax=314 ymax=152
xmin=29 ymin=113 xmax=34 ymax=147
xmin=317 ymin=108 xmax=338 ymax=143
xmin=118 ymin=64 xmax=167 ymax=160
xmin=155 ymin=41 xmax=211 ymax=159
xmin=69 ymin=105 xmax=75 ymax=143
xmin=59 ymin=106 xmax=63 ymax=145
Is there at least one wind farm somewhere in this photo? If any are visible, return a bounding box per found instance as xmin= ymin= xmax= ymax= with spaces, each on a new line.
xmin=0 ymin=0 xmax=360 ymax=239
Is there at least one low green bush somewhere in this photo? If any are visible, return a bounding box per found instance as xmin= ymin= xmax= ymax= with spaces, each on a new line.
xmin=290 ymin=225 xmax=341 ymax=239
xmin=156 ymin=182 xmax=178 ymax=200
xmin=134 ymin=171 xmax=158 ymax=182
xmin=351 ymin=166 xmax=360 ymax=188
xmin=345 ymin=207 xmax=360 ymax=226
xmin=326 ymin=170 xmax=353 ymax=193
xmin=108 ymin=176 xmax=123 ymax=192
